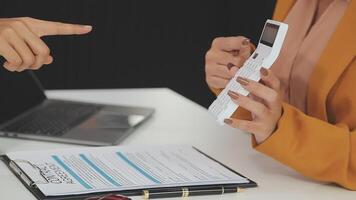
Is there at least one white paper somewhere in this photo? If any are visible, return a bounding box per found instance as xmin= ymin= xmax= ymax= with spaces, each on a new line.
xmin=6 ymin=146 xmax=248 ymax=196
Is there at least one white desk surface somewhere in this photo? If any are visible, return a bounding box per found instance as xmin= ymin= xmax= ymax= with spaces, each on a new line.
xmin=0 ymin=88 xmax=354 ymax=200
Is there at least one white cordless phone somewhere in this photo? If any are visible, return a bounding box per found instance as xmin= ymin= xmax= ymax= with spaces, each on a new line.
xmin=208 ymin=19 xmax=288 ymax=125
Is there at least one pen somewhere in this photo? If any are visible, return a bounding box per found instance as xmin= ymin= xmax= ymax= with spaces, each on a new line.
xmin=142 ymin=186 xmax=245 ymax=199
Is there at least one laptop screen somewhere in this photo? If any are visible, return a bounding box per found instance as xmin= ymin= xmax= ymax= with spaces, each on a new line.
xmin=0 ymin=67 xmax=46 ymax=125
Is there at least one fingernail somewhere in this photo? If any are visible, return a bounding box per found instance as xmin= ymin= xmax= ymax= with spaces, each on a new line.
xmin=260 ymin=67 xmax=268 ymax=76
xmin=227 ymin=90 xmax=239 ymax=100
xmin=224 ymin=119 xmax=233 ymax=124
xmin=242 ymin=38 xmax=250 ymax=46
xmin=227 ymin=63 xmax=235 ymax=69
xmin=83 ymin=25 xmax=92 ymax=29
xmin=236 ymin=77 xmax=249 ymax=86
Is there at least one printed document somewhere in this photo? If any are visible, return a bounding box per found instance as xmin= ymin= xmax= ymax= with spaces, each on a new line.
xmin=6 ymin=146 xmax=248 ymax=196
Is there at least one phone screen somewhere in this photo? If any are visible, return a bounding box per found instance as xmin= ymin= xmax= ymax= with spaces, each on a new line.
xmin=260 ymin=23 xmax=279 ymax=47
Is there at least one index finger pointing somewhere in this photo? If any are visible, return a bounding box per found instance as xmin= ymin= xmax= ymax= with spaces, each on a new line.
xmin=24 ymin=18 xmax=92 ymax=37
xmin=39 ymin=22 xmax=92 ymax=36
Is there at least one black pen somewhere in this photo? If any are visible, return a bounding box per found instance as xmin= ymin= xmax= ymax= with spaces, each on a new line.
xmin=142 ymin=186 xmax=245 ymax=199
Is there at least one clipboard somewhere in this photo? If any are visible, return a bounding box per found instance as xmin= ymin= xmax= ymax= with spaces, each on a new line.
xmin=1 ymin=148 xmax=257 ymax=199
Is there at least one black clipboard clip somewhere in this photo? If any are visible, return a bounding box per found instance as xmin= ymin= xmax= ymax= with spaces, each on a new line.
xmin=9 ymin=159 xmax=49 ymax=188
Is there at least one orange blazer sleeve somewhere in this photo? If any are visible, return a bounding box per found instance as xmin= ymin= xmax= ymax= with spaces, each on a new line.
xmin=253 ymin=102 xmax=356 ymax=190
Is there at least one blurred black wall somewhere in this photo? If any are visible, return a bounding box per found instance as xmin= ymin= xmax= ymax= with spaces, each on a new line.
xmin=0 ymin=0 xmax=275 ymax=107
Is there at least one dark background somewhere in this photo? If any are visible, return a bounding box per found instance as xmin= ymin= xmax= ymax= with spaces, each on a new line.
xmin=0 ymin=0 xmax=276 ymax=107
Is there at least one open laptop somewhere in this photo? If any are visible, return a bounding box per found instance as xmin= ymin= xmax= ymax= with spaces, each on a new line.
xmin=0 ymin=67 xmax=154 ymax=146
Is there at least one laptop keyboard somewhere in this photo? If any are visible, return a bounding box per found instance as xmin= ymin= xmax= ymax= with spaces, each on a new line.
xmin=1 ymin=100 xmax=103 ymax=137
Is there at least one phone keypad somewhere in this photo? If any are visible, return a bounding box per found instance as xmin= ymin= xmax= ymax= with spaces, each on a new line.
xmin=208 ymin=57 xmax=264 ymax=124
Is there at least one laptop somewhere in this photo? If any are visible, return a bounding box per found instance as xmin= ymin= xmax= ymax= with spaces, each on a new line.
xmin=0 ymin=67 xmax=154 ymax=146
